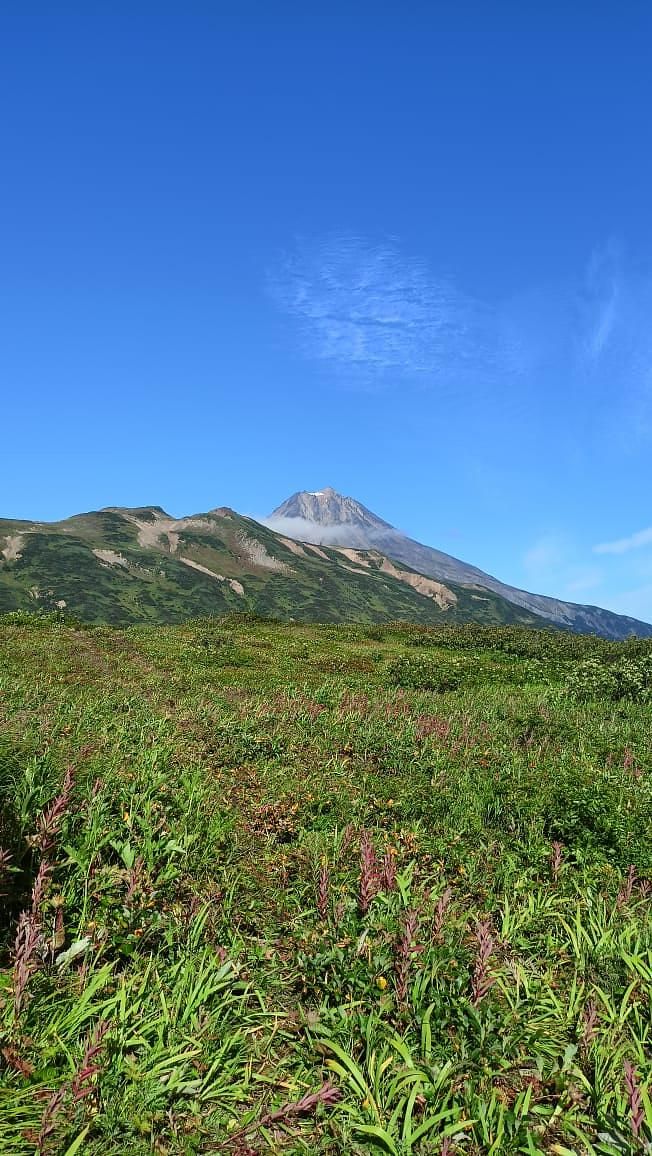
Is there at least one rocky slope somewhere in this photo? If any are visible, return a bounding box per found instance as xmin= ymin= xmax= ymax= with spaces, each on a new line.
xmin=268 ymin=488 xmax=652 ymax=640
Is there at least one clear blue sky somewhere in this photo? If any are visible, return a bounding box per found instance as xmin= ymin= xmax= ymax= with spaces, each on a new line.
xmin=2 ymin=0 xmax=652 ymax=621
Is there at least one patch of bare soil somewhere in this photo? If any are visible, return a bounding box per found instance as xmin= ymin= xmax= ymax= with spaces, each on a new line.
xmin=93 ymin=549 xmax=129 ymax=568
xmin=236 ymin=533 xmax=292 ymax=573
xmin=1 ymin=534 xmax=25 ymax=562
xmin=336 ymin=548 xmax=457 ymax=609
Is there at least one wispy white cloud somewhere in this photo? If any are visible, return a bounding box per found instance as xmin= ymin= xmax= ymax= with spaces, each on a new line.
xmin=594 ymin=526 xmax=652 ymax=555
xmin=577 ymin=239 xmax=622 ymax=364
xmin=574 ymin=241 xmax=652 ymax=441
xmin=259 ymin=514 xmax=349 ymax=544
xmin=268 ymin=232 xmax=652 ymax=448
xmin=260 ymin=512 xmax=395 ymax=549
xmin=519 ymin=527 xmax=652 ymax=620
xmin=268 ymin=233 xmax=511 ymax=385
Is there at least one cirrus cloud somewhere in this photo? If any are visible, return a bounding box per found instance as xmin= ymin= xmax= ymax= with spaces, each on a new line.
xmin=267 ymin=233 xmax=515 ymax=386
xmin=594 ymin=526 xmax=652 ymax=555
xmin=267 ymin=233 xmax=652 ymax=447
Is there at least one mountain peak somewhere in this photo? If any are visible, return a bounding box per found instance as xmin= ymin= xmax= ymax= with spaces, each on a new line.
xmin=270 ymin=488 xmax=394 ymax=532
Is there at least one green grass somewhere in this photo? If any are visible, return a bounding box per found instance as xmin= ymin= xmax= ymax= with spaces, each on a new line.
xmin=1 ymin=616 xmax=651 ymax=1153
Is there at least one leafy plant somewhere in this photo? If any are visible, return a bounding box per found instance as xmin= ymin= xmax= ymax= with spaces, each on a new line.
xmin=1 ymin=617 xmax=651 ymax=1152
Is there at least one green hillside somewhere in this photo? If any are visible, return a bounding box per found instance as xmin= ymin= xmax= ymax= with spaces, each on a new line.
xmin=0 ymin=507 xmax=549 ymax=628
xmin=1 ymin=617 xmax=651 ymax=1152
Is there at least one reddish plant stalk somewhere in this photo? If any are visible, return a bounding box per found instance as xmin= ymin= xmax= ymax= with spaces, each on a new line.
xmin=471 ymin=917 xmax=495 ymax=1005
xmin=379 ymin=848 xmax=397 ymax=893
xmin=11 ymin=855 xmax=54 ymax=1016
xmin=223 ymin=1081 xmax=341 ymax=1147
xmin=31 ymin=859 xmax=52 ymax=916
xmin=617 ymin=865 xmax=637 ymax=909
xmin=394 ymin=908 xmax=420 ymax=1006
xmin=339 ymin=823 xmax=355 ymax=858
xmin=35 ymin=766 xmax=75 ymax=856
xmin=316 ymin=858 xmax=329 ymax=922
xmin=432 ymin=886 xmax=453 ymax=941
xmin=12 ymin=911 xmax=41 ymax=1016
xmin=12 ymin=767 xmax=76 ymax=1018
xmin=358 ymin=831 xmax=379 ymax=915
xmin=70 ymin=1020 xmax=110 ymax=1103
xmin=581 ymin=999 xmax=599 ymax=1049
xmin=550 ymin=841 xmax=563 ymax=882
xmin=29 ymin=1021 xmax=110 ymax=1153
xmin=623 ymin=1060 xmax=644 ymax=1140
xmin=124 ymin=855 xmax=145 ymax=904
xmin=35 ymin=1087 xmax=67 ymax=1154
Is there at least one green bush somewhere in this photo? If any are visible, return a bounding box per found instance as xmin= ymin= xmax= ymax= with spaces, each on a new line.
xmin=543 ymin=770 xmax=652 ymax=868
xmin=614 ymin=654 xmax=652 ymax=701
xmin=0 ymin=608 xmax=83 ymax=628
xmin=386 ymin=653 xmax=466 ymax=692
xmin=567 ymin=655 xmax=652 ymax=702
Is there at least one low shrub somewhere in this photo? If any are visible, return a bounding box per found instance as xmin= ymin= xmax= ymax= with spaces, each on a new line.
xmin=386 ymin=654 xmax=467 ymax=692
xmin=567 ymin=655 xmax=652 ymax=702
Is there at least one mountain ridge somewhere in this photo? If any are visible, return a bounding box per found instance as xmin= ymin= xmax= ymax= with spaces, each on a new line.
xmin=266 ymin=487 xmax=652 ymax=640
xmin=0 ymin=503 xmax=548 ymax=629
xmin=0 ymin=491 xmax=650 ymax=638
xmin=272 ymin=486 xmax=394 ymax=533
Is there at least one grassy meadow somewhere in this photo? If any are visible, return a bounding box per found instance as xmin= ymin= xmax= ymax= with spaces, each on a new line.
xmin=1 ymin=614 xmax=652 ymax=1154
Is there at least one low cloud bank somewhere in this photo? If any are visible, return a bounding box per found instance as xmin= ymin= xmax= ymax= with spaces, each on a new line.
xmin=259 ymin=515 xmax=357 ymax=545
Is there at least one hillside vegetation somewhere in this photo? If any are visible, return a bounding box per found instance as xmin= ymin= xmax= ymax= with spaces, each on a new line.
xmin=0 ymin=507 xmax=612 ymax=633
xmin=1 ymin=616 xmax=652 ymax=1154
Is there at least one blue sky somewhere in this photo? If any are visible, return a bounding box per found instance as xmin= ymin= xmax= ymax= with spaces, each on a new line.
xmin=2 ymin=0 xmax=652 ymax=622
